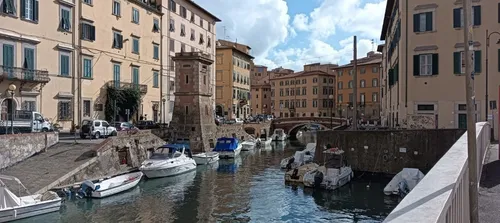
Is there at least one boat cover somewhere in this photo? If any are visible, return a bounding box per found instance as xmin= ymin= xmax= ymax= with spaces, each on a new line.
xmin=213 ymin=137 xmax=239 ymax=152
xmin=384 ymin=168 xmax=425 ymax=196
xmin=0 ymin=186 xmax=21 ymax=208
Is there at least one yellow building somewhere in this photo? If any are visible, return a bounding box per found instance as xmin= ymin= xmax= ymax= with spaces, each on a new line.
xmin=250 ymin=65 xmax=272 ymax=115
xmin=215 ymin=40 xmax=253 ymax=119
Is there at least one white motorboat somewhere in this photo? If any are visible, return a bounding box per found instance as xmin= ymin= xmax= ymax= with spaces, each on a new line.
xmin=241 ymin=138 xmax=257 ymax=151
xmin=280 ymin=143 xmax=316 ymax=169
xmin=140 ymin=143 xmax=197 ymax=178
xmin=213 ymin=137 xmax=242 ymax=159
xmin=384 ymin=168 xmax=425 ymax=197
xmin=0 ymin=175 xmax=62 ymax=222
xmin=192 ymin=152 xmax=220 ymax=165
xmin=303 ymin=148 xmax=353 ymax=190
xmin=271 ymin=128 xmax=287 ymax=141
xmin=78 ymin=172 xmax=143 ymax=198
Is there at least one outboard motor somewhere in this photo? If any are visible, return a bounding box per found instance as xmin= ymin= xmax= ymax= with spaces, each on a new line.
xmin=286 ymin=157 xmax=295 ymax=171
xmin=314 ymin=171 xmax=324 ymax=188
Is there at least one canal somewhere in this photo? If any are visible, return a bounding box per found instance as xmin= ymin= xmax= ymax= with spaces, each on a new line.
xmin=22 ymin=133 xmax=399 ymax=223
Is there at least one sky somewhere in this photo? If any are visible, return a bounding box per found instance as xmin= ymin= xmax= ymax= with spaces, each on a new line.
xmin=194 ymin=0 xmax=387 ymax=71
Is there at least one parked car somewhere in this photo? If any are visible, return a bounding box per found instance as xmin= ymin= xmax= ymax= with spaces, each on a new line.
xmin=80 ymin=119 xmax=117 ymax=139
xmin=234 ymin=118 xmax=244 ymax=124
xmin=136 ymin=120 xmax=159 ymax=129
xmin=113 ymin=122 xmax=138 ymax=131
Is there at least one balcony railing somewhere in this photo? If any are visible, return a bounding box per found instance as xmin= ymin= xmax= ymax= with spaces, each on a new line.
xmin=0 ymin=65 xmax=50 ymax=83
xmin=107 ymin=81 xmax=148 ymax=94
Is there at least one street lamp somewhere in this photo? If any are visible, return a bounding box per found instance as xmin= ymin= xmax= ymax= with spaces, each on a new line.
xmin=162 ymin=98 xmax=166 ymax=124
xmin=8 ymin=84 xmax=16 ymax=134
xmin=485 ymin=29 xmax=500 ymax=121
xmin=329 ymin=94 xmax=334 ymax=128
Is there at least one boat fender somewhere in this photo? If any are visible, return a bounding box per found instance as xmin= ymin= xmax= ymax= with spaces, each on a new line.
xmin=314 ymin=171 xmax=324 ymax=188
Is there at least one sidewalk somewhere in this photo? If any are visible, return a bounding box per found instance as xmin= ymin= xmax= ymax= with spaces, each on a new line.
xmin=479 ymin=144 xmax=500 ymax=223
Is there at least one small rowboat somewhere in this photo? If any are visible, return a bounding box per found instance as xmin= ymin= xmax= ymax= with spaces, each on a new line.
xmin=79 ymin=172 xmax=143 ymax=198
xmin=192 ymin=152 xmax=219 ymax=165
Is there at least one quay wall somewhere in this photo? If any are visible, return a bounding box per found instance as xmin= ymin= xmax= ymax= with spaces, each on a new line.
xmin=0 ymin=132 xmax=59 ymax=170
xmin=315 ymin=129 xmax=465 ymax=174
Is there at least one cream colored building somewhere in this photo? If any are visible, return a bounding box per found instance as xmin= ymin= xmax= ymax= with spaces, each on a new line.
xmin=250 ymin=65 xmax=272 ymax=115
xmin=161 ymin=0 xmax=220 ymax=123
xmin=380 ymin=0 xmax=500 ymax=138
xmin=215 ymin=40 xmax=253 ymax=119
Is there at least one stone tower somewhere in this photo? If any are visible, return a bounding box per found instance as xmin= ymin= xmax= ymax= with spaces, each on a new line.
xmin=170 ymin=52 xmax=217 ymax=153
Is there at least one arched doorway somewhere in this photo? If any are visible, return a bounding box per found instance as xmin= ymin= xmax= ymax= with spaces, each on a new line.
xmin=1 ymin=98 xmax=17 ymax=121
xmin=215 ymin=105 xmax=223 ymax=117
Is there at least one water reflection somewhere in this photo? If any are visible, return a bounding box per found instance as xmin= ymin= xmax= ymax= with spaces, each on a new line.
xmin=217 ymin=156 xmax=242 ymax=173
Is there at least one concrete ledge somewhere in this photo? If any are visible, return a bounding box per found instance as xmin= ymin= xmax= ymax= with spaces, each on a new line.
xmin=0 ymin=132 xmax=59 ymax=169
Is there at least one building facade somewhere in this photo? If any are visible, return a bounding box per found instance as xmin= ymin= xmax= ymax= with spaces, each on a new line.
xmin=332 ymin=52 xmax=382 ymax=121
xmin=250 ymin=65 xmax=272 ymax=115
xmin=215 ymin=40 xmax=253 ymax=119
xmin=379 ymin=0 xmax=500 ymax=138
xmin=270 ymin=67 xmax=335 ymax=118
xmin=161 ymin=0 xmax=220 ymax=124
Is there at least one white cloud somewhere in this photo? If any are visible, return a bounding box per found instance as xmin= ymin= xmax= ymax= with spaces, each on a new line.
xmin=292 ymin=14 xmax=309 ymax=31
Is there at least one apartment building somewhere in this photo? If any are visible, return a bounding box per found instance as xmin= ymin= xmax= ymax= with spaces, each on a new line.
xmin=379 ymin=0 xmax=500 ymax=138
xmin=333 ymin=52 xmax=382 ymax=120
xmin=162 ymin=0 xmax=220 ymax=123
xmin=250 ymin=65 xmax=272 ymax=115
xmin=270 ymin=65 xmax=336 ymax=118
xmin=215 ymin=40 xmax=253 ymax=119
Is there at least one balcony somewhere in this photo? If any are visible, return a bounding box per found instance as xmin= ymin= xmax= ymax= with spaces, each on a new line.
xmin=107 ymin=81 xmax=148 ymax=94
xmin=0 ymin=65 xmax=51 ymax=84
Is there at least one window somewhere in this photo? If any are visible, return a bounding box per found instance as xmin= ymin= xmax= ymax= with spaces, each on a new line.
xmin=153 ymin=43 xmax=159 ymax=59
xmin=302 ymin=87 xmax=306 ymax=95
xmin=132 ymin=37 xmax=139 ymax=54
xmin=453 ymin=6 xmax=481 ymax=28
xmin=113 ymin=31 xmax=123 ymax=49
xmin=348 ymin=80 xmax=353 ymax=88
xmin=414 ymin=54 xmax=438 ymax=76
xmin=59 ymin=6 xmax=71 ymax=31
xmin=372 ymin=78 xmax=378 ymax=87
xmin=413 ymin=12 xmax=433 ymax=32
xmin=83 ymin=100 xmax=91 ymax=117
xmin=169 ymin=19 xmax=175 ymax=32
xmin=58 ymin=101 xmax=72 ymax=120
xmin=153 ymin=18 xmax=160 ymax=32
xmin=22 ymin=45 xmax=35 ymax=77
xmin=453 ymin=51 xmax=481 ymax=74
xmin=312 ymin=100 xmax=318 ymax=108
xmin=372 ymin=67 xmax=378 ymax=73
xmin=372 ymin=93 xmax=378 ymax=102
xmin=349 ymin=93 xmax=354 ymax=103
xmin=180 ymin=24 xmax=186 ymax=36
xmin=180 ymin=6 xmax=187 ymax=18
xmin=169 ymin=81 xmax=175 ymax=92
xmin=360 ymin=68 xmax=366 ymax=74
xmin=181 ymin=43 xmax=185 ymax=52
xmin=22 ymin=101 xmax=36 ymax=111
xmin=82 ymin=57 xmax=92 ymax=78
xmin=1 ymin=0 xmax=16 ymax=15
xmin=83 ymin=0 xmax=92 ymax=5
xmin=338 ymin=82 xmax=343 ymax=89
xmin=132 ymin=67 xmax=139 ymax=86
xmin=338 ymin=94 xmax=343 ymax=103
xmin=312 ymin=87 xmax=318 ymax=95
xmin=207 ymin=36 xmax=212 ymax=48
xmin=169 ymin=39 xmax=175 ymax=52
xmin=81 ymin=23 xmax=96 ymax=41
xmin=113 ymin=63 xmax=120 ymax=88
xmin=2 ymin=44 xmax=14 ymax=75
xmin=360 ymin=80 xmax=366 ymax=88
xmin=21 ymin=0 xmax=39 ymax=21
xmin=199 ymin=18 xmax=203 ymax=28
xmin=59 ymin=51 xmax=71 ymax=76
xmin=153 ymin=71 xmax=159 ymax=88
xmin=169 ymin=0 xmax=176 ymax=12
xmin=185 ymin=74 xmax=189 ymax=84
xmin=417 ymin=104 xmax=435 ymax=111
xmin=112 ymin=0 xmax=120 ymax=16
xmin=199 ymin=34 xmax=204 ymax=45
xmin=132 ymin=8 xmax=139 ymax=24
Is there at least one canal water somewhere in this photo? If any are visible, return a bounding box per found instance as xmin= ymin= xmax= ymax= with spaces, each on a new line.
xmin=21 ymin=134 xmax=399 ymax=223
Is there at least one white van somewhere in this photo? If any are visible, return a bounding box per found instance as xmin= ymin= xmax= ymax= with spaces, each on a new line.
xmin=79 ymin=119 xmax=117 ymax=139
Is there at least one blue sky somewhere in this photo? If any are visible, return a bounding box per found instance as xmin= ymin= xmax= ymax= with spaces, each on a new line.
xmin=195 ymin=0 xmax=387 ymax=71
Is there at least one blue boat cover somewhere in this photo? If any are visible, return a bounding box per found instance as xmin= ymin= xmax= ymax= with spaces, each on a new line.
xmin=213 ymin=137 xmax=239 ymax=152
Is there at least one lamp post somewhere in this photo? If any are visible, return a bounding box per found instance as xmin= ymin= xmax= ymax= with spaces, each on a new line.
xmin=485 ymin=29 xmax=500 ymax=121
xmin=8 ymin=84 xmax=16 ymax=134
xmin=162 ymin=98 xmax=166 ymax=124
xmin=329 ymin=95 xmax=334 ymax=128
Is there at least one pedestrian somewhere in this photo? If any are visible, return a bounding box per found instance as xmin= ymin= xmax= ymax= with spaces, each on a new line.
xmin=139 ymin=114 xmax=144 ymax=121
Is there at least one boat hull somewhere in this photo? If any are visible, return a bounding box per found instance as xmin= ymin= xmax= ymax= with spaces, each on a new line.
xmin=284 ymin=163 xmax=319 ymax=184
xmin=141 ymin=162 xmax=197 ymax=178
xmin=241 ymin=142 xmax=255 ymax=151
xmin=193 ymin=152 xmax=220 ymax=165
xmin=218 ymin=144 xmax=242 ymax=159
xmin=0 ymin=198 xmax=62 ymax=223
xmin=91 ymin=172 xmax=143 ymax=198
xmin=303 ymin=167 xmax=353 ymax=190
xmin=256 ymin=138 xmax=272 ymax=147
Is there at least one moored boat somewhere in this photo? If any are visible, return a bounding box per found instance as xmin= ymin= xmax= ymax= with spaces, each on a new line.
xmin=192 ymin=152 xmax=220 ymax=165
xmin=213 ymin=137 xmax=242 ymax=159
xmin=140 ymin=143 xmax=197 ymax=178
xmin=284 ymin=163 xmax=319 ymax=184
xmin=384 ymin=168 xmax=425 ymax=197
xmin=280 ymin=143 xmax=316 ymax=169
xmin=302 ymin=148 xmax=353 ymax=190
xmin=241 ymin=138 xmax=257 ymax=151
xmin=0 ymin=175 xmax=62 ymax=222
xmin=271 ymin=128 xmax=287 ymax=141
xmin=78 ymin=172 xmax=143 ymax=198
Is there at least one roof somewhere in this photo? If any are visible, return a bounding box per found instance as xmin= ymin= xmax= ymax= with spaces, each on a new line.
xmin=380 ymin=0 xmax=395 ymax=40
xmin=216 ymin=45 xmax=255 ymax=59
xmin=269 ymin=70 xmax=332 ymax=81
xmin=332 ymin=58 xmax=382 ymax=69
xmin=185 ymin=0 xmax=221 ymax=22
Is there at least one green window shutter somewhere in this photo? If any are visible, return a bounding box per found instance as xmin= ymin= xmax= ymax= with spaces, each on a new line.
xmin=473 ymin=6 xmax=481 ymax=26
xmin=413 ymin=55 xmax=420 ymax=76
xmin=413 ymin=14 xmax=420 ymax=32
xmin=474 ymin=50 xmax=482 ymax=73
xmin=20 ymin=0 xmax=25 ymax=18
xmin=394 ymin=63 xmax=399 ymax=82
xmin=453 ymin=52 xmax=461 ymax=74
xmin=432 ymin=54 xmax=439 ymax=75
xmin=453 ymin=8 xmax=461 ymax=28
xmin=33 ymin=0 xmax=39 ymax=21
xmin=425 ymin=12 xmax=433 ymax=31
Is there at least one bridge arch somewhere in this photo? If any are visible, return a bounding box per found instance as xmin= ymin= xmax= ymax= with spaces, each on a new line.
xmin=287 ymin=123 xmax=328 ymax=139
xmin=244 ymin=127 xmax=256 ymax=136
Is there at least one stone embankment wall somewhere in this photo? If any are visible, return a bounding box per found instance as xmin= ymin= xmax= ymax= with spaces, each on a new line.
xmin=0 ymin=132 xmax=59 ymax=169
xmin=57 ymin=130 xmax=165 ymax=186
xmin=315 ymin=129 xmax=465 ymax=174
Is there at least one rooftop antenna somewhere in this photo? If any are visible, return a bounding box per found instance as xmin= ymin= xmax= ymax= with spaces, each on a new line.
xmin=371 ymin=39 xmax=375 ymax=51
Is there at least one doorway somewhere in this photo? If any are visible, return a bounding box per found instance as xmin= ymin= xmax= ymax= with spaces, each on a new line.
xmin=458 ymin=113 xmax=467 ymax=129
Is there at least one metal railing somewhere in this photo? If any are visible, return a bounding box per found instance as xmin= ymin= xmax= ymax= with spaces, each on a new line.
xmin=107 ymin=81 xmax=148 ymax=94
xmin=384 ymin=122 xmax=491 ymax=223
xmin=0 ymin=65 xmax=50 ymax=83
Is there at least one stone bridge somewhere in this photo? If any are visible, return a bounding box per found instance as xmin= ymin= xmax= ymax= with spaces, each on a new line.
xmin=270 ymin=117 xmax=348 ymax=139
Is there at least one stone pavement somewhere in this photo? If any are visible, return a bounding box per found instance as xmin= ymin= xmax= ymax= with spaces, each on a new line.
xmin=479 ymin=144 xmax=500 ymax=223
xmin=0 ymin=142 xmax=96 ymax=196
